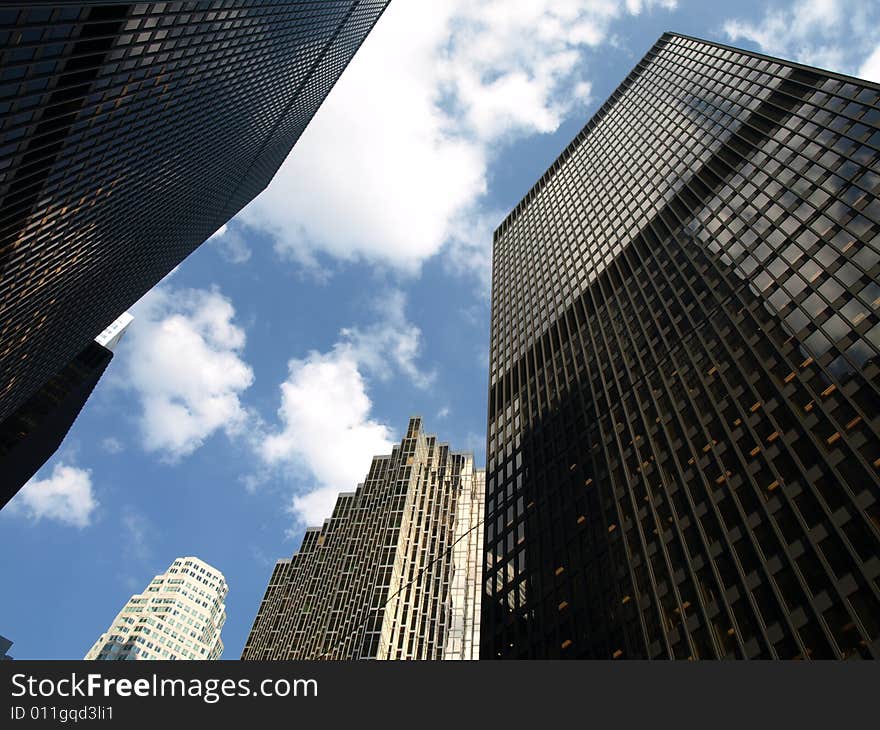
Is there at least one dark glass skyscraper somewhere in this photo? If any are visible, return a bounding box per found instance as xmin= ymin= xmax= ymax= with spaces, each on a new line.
xmin=0 ymin=312 xmax=130 ymax=509
xmin=0 ymin=1 xmax=389 ymax=425
xmin=0 ymin=339 xmax=110 ymax=508
xmin=0 ymin=635 xmax=13 ymax=660
xmin=243 ymin=418 xmax=484 ymax=660
xmin=482 ymin=33 xmax=880 ymax=660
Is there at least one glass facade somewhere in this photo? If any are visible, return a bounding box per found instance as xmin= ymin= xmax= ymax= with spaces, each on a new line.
xmin=0 ymin=338 xmax=111 ymax=508
xmin=482 ymin=33 xmax=880 ymax=659
xmin=0 ymin=635 xmax=13 ymax=660
xmin=243 ymin=418 xmax=485 ymax=660
xmin=0 ymin=311 xmax=130 ymax=507
xmin=0 ymin=1 xmax=389 ymax=425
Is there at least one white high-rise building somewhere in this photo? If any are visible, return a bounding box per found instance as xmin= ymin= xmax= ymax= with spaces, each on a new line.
xmin=94 ymin=311 xmax=134 ymax=351
xmin=85 ymin=556 xmax=227 ymax=661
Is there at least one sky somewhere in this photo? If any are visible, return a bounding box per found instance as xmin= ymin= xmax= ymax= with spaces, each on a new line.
xmin=1 ymin=0 xmax=879 ymax=660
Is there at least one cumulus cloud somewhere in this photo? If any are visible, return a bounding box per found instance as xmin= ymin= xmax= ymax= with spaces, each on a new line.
xmin=124 ymin=286 xmax=254 ymax=460
xmin=208 ymin=222 xmax=252 ymax=264
xmin=255 ymin=290 xmax=432 ymax=525
xmin=724 ymin=0 xmax=880 ymax=78
xmin=9 ymin=463 xmax=98 ymax=528
xmin=240 ymin=0 xmax=677 ymax=280
xmin=260 ymin=349 xmax=394 ymax=525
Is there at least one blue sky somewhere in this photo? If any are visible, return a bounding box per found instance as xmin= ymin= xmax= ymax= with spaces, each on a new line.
xmin=2 ymin=0 xmax=879 ymax=660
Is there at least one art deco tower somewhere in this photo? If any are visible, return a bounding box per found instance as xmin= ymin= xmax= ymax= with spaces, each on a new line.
xmin=0 ymin=1 xmax=389 ymax=425
xmin=483 ymin=33 xmax=880 ymax=659
xmin=243 ymin=418 xmax=484 ymax=660
xmin=86 ymin=556 xmax=227 ymax=660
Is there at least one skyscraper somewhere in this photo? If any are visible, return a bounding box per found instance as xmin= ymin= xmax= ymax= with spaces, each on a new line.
xmin=483 ymin=33 xmax=880 ymax=660
xmin=0 ymin=635 xmax=13 ymax=660
xmin=85 ymin=556 xmax=227 ymax=660
xmin=0 ymin=1 xmax=389 ymax=425
xmin=0 ymin=311 xmax=132 ymax=509
xmin=243 ymin=418 xmax=484 ymax=660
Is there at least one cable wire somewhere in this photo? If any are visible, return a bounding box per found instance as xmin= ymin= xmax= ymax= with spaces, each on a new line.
xmin=315 ymin=514 xmax=487 ymax=659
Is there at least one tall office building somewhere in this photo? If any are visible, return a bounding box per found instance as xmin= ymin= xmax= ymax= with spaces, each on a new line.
xmin=243 ymin=418 xmax=484 ymax=660
xmin=483 ymin=33 xmax=880 ymax=660
xmin=85 ymin=556 xmax=227 ymax=660
xmin=0 ymin=1 xmax=389 ymax=425
xmin=0 ymin=311 xmax=132 ymax=509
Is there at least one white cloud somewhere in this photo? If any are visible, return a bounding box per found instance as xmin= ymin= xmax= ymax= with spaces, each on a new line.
xmin=444 ymin=205 xmax=506 ymax=295
xmin=626 ymin=0 xmax=677 ymax=13
xmin=724 ymin=0 xmax=880 ymax=78
xmin=255 ymin=290 xmax=433 ymax=526
xmin=9 ymin=463 xmax=98 ymax=528
xmin=208 ymin=222 xmax=252 ymax=264
xmin=121 ymin=508 xmax=152 ymax=563
xmin=859 ymin=45 xmax=880 ymax=84
xmin=288 ymin=485 xmax=355 ymax=530
xmin=240 ymin=0 xmax=677 ymax=280
xmin=340 ymin=289 xmax=436 ymax=389
xmin=260 ymin=349 xmax=394 ymax=525
xmin=437 ymin=406 xmax=451 ymax=420
xmin=124 ymin=286 xmax=254 ymax=460
xmin=101 ymin=437 xmax=124 ymax=454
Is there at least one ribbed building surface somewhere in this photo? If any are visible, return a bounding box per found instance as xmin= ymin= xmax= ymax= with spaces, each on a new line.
xmin=483 ymin=33 xmax=880 ymax=659
xmin=243 ymin=418 xmax=484 ymax=660
xmin=0 ymin=1 xmax=389 ymax=424
xmin=85 ymin=556 xmax=227 ymax=660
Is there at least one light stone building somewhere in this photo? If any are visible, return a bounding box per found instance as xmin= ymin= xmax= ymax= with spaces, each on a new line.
xmin=242 ymin=417 xmax=484 ymax=660
xmin=85 ymin=556 xmax=227 ymax=660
